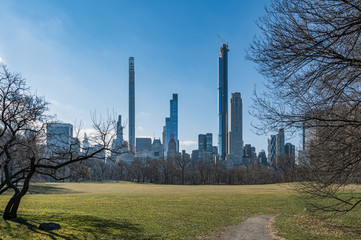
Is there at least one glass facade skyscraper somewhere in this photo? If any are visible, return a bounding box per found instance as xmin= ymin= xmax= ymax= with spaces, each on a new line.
xmin=198 ymin=133 xmax=213 ymax=161
xmin=164 ymin=94 xmax=178 ymax=154
xmin=206 ymin=133 xmax=212 ymax=153
xmin=268 ymin=135 xmax=276 ymax=165
xmin=46 ymin=123 xmax=73 ymax=151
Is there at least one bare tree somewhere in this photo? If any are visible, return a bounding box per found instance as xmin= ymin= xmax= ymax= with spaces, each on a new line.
xmin=248 ymin=0 xmax=361 ymax=214
xmin=0 ymin=65 xmax=118 ymax=220
xmin=173 ymin=154 xmax=191 ymax=185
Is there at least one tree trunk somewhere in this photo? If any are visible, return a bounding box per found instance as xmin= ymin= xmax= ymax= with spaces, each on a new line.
xmin=3 ymin=193 xmax=23 ymax=220
xmin=3 ymin=170 xmax=33 ymax=220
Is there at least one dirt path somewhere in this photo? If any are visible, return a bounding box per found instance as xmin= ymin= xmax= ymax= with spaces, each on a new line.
xmin=199 ymin=215 xmax=280 ymax=240
xmin=221 ymin=215 xmax=272 ymax=240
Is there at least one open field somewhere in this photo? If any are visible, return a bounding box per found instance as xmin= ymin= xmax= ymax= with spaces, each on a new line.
xmin=0 ymin=182 xmax=360 ymax=239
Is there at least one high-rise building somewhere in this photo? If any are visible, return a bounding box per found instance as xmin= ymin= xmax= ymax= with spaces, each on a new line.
xmin=112 ymin=115 xmax=124 ymax=150
xmin=229 ymin=92 xmax=243 ymax=166
xmin=285 ymin=142 xmax=296 ymax=164
xmin=136 ymin=138 xmax=152 ymax=153
xmin=242 ymin=144 xmax=257 ymax=165
xmin=110 ymin=115 xmax=126 ymax=162
xmin=258 ymin=150 xmax=268 ymax=165
xmin=218 ymin=44 xmax=229 ymax=160
xmin=116 ymin=115 xmax=124 ymax=144
xmin=46 ymin=123 xmax=73 ymax=151
xmin=191 ymin=150 xmax=199 ymax=161
xmin=206 ymin=133 xmax=213 ymax=153
xmin=212 ymin=146 xmax=218 ymax=155
xmin=82 ymin=133 xmax=89 ymax=152
xmin=198 ymin=133 xmax=213 ymax=161
xmin=276 ymin=128 xmax=285 ymax=156
xmin=268 ymin=135 xmax=276 ymax=165
xmin=167 ymin=134 xmax=177 ymax=158
xmin=243 ymin=144 xmax=252 ymax=159
xmin=164 ymin=94 xmax=178 ymax=155
xmin=268 ymin=129 xmax=286 ymax=167
xmin=198 ymin=134 xmax=206 ymax=156
xmin=162 ymin=126 xmax=166 ymax=152
xmin=129 ymin=57 xmax=135 ymax=153
xmin=151 ymin=138 xmax=163 ymax=159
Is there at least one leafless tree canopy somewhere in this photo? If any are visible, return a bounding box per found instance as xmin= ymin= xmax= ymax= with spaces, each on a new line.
xmin=248 ymin=0 xmax=361 ymax=214
xmin=0 ymin=65 xmax=118 ymax=220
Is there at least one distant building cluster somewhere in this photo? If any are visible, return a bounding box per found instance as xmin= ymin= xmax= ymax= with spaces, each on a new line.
xmin=46 ymin=45 xmax=298 ymax=172
xmin=267 ymin=128 xmax=295 ymax=167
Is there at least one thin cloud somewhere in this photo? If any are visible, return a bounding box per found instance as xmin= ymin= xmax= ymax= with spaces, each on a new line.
xmin=140 ymin=112 xmax=150 ymax=117
xmin=137 ymin=135 xmax=152 ymax=139
xmin=50 ymin=99 xmax=77 ymax=111
xmin=180 ymin=140 xmax=197 ymax=146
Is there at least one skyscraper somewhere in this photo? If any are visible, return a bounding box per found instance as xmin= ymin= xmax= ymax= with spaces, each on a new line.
xmin=167 ymin=134 xmax=177 ymax=158
xmin=116 ymin=115 xmax=124 ymax=144
xmin=258 ymin=150 xmax=268 ymax=165
xmin=129 ymin=57 xmax=135 ymax=153
xmin=276 ymin=128 xmax=285 ymax=156
xmin=218 ymin=44 xmax=229 ymax=160
xmin=206 ymin=133 xmax=212 ymax=153
xmin=46 ymin=123 xmax=73 ymax=151
xmin=162 ymin=125 xmax=166 ymax=152
xmin=285 ymin=142 xmax=296 ymax=164
xmin=229 ymin=92 xmax=243 ymax=165
xmin=110 ymin=115 xmax=125 ymax=161
xmin=151 ymin=138 xmax=163 ymax=159
xmin=198 ymin=134 xmax=206 ymax=155
xmin=164 ymin=94 xmax=178 ymax=155
xmin=82 ymin=133 xmax=89 ymax=152
xmin=268 ymin=135 xmax=276 ymax=165
xmin=198 ymin=133 xmax=213 ymax=161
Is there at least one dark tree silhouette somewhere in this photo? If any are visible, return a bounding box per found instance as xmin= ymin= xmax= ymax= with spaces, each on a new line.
xmin=0 ymin=65 xmax=118 ymax=220
xmin=248 ymin=0 xmax=361 ymax=214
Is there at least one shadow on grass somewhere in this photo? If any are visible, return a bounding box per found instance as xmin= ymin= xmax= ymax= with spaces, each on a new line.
xmin=27 ymin=184 xmax=80 ymax=195
xmin=0 ymin=184 xmax=79 ymax=196
xmin=2 ymin=213 xmax=160 ymax=240
xmin=325 ymin=220 xmax=361 ymax=238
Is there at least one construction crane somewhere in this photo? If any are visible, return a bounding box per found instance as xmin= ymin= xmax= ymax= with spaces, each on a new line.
xmin=217 ymin=34 xmax=229 ymax=50
xmin=217 ymin=34 xmax=224 ymax=43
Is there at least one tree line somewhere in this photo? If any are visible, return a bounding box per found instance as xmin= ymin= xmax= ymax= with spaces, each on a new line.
xmin=65 ymin=155 xmax=315 ymax=185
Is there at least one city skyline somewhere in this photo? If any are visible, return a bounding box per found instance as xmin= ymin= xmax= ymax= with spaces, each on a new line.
xmin=0 ymin=0 xmax=299 ymax=154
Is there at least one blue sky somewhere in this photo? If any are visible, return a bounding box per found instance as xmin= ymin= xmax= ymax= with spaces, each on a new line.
xmin=0 ymin=0 xmax=297 ymax=153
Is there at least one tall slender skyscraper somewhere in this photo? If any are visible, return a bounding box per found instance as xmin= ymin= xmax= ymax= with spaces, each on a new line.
xmin=276 ymin=128 xmax=285 ymax=156
xmin=229 ymin=92 xmax=243 ymax=165
xmin=164 ymin=94 xmax=178 ymax=155
xmin=129 ymin=57 xmax=135 ymax=153
xmin=116 ymin=115 xmax=124 ymax=144
xmin=268 ymin=135 xmax=276 ymax=165
xmin=218 ymin=44 xmax=229 ymax=160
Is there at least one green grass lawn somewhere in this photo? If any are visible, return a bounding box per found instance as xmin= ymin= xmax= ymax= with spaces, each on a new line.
xmin=0 ymin=182 xmax=359 ymax=239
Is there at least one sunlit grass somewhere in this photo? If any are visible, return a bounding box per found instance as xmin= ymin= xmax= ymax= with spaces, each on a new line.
xmin=0 ymin=182 xmax=359 ymax=239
